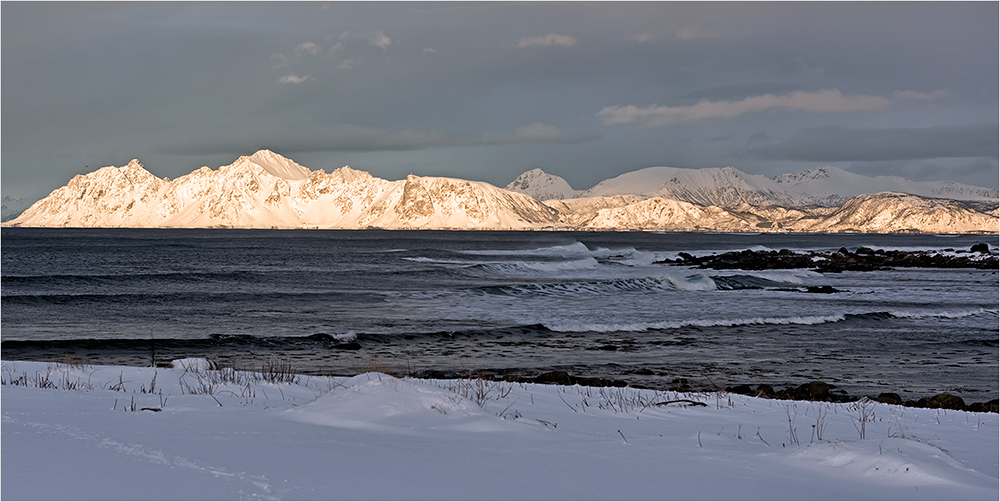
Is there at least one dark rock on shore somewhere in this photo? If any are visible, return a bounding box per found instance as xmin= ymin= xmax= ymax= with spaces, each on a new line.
xmin=967 ymin=399 xmax=1000 ymax=413
xmin=725 ymin=381 xmax=997 ymax=412
xmin=875 ymin=392 xmax=903 ymax=405
xmin=530 ymin=371 xmax=629 ymax=388
xmin=915 ymin=393 xmax=966 ymax=410
xmin=660 ymin=247 xmax=998 ymax=271
xmin=774 ymin=381 xmax=853 ymax=402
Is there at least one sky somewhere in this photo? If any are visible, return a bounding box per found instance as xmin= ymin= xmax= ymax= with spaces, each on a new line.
xmin=2 ymin=1 xmax=998 ymax=200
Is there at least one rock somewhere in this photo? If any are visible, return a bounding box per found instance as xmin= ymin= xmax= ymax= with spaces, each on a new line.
xmin=754 ymin=384 xmax=777 ymax=398
xmin=532 ymin=371 xmax=574 ymax=385
xmin=726 ymin=384 xmax=753 ymax=395
xmin=966 ymin=399 xmax=999 ymax=413
xmin=778 ymin=381 xmax=843 ymax=401
xmin=805 ymin=285 xmax=840 ymax=294
xmin=915 ymin=393 xmax=966 ymax=410
xmin=971 ymin=243 xmax=990 ymax=253
xmin=875 ymin=392 xmax=903 ymax=405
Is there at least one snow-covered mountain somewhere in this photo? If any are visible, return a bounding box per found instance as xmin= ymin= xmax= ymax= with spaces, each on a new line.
xmin=786 ymin=192 xmax=999 ymax=234
xmin=582 ymin=197 xmax=754 ymax=231
xmin=5 ymin=151 xmax=997 ymax=233
xmin=1 ymin=196 xmax=36 ymax=222
xmin=578 ymin=166 xmax=807 ymax=208
xmin=505 ymin=168 xmax=582 ymax=201
xmin=6 ymin=150 xmax=559 ymax=230
xmin=773 ymin=166 xmax=999 ymax=206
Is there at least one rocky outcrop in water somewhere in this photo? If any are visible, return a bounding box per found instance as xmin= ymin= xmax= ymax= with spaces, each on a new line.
xmin=661 ymin=245 xmax=998 ymax=271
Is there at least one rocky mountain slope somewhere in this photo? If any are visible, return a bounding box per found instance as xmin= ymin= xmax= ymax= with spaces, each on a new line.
xmin=6 ymin=151 xmax=559 ymax=230
xmin=1 ymin=196 xmax=36 ymax=222
xmin=786 ymin=192 xmax=999 ymax=234
xmin=504 ymin=168 xmax=582 ymax=201
xmin=773 ymin=166 xmax=999 ymax=206
xmin=5 ymin=150 xmax=997 ymax=233
xmin=578 ymin=166 xmax=804 ymax=208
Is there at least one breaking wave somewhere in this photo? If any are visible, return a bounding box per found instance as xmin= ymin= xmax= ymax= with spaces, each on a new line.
xmin=476 ymin=273 xmax=717 ymax=297
xmin=545 ymin=314 xmax=848 ymax=333
xmin=458 ymin=242 xmax=591 ymax=257
xmin=885 ymin=308 xmax=998 ymax=320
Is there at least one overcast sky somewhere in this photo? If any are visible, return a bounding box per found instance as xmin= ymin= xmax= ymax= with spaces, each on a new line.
xmin=3 ymin=1 xmax=997 ymax=200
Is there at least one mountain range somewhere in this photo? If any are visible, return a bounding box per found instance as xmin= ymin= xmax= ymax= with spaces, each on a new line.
xmin=4 ymin=150 xmax=997 ymax=233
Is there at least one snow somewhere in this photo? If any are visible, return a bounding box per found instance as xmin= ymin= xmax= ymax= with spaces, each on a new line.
xmin=3 ymin=150 xmax=997 ymax=232
xmin=2 ymin=360 xmax=997 ymax=500
xmin=774 ymin=166 xmax=999 ymax=204
xmin=505 ymin=168 xmax=582 ymax=201
xmin=580 ymin=165 xmax=805 ymax=207
xmin=246 ymin=149 xmax=312 ymax=181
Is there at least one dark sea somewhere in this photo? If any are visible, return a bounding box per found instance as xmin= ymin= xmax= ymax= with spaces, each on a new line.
xmin=2 ymin=228 xmax=997 ymax=402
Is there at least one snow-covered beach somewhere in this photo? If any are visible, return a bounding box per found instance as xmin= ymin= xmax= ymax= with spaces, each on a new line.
xmin=2 ymin=360 xmax=997 ymax=500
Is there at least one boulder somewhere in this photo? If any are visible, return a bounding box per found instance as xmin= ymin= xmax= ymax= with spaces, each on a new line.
xmin=532 ymin=371 xmax=574 ymax=385
xmin=875 ymin=392 xmax=903 ymax=405
xmin=726 ymin=384 xmax=754 ymax=395
xmin=966 ymin=399 xmax=999 ymax=413
xmin=915 ymin=393 xmax=966 ymax=410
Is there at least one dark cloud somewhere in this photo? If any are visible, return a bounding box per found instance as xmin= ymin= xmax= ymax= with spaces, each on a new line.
xmin=833 ymin=159 xmax=999 ymax=186
xmin=3 ymin=2 xmax=998 ymax=199
xmin=745 ymin=124 xmax=999 ymax=162
xmin=156 ymin=125 xmax=600 ymax=157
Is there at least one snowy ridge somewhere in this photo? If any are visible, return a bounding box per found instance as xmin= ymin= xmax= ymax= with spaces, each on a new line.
xmin=1 ymin=196 xmax=35 ymax=222
xmin=6 ymin=150 xmax=559 ymax=230
xmin=792 ymin=192 xmax=999 ymax=234
xmin=580 ymin=166 xmax=805 ymax=207
xmin=504 ymin=168 xmax=582 ymax=201
xmin=774 ymin=166 xmax=999 ymax=205
xmin=4 ymin=151 xmax=997 ymax=232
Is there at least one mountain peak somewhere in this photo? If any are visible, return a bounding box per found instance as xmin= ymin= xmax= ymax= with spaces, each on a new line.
xmin=505 ymin=168 xmax=581 ymax=201
xmin=243 ymin=150 xmax=311 ymax=180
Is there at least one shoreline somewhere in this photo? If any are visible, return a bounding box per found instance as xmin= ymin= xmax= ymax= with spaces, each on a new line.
xmin=3 ymin=355 xmax=996 ymax=414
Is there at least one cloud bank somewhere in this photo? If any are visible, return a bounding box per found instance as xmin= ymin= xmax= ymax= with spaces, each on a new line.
xmin=159 ymin=124 xmax=599 ymax=157
xmin=517 ymin=33 xmax=577 ymax=48
xmin=746 ymin=124 xmax=999 ymax=162
xmin=597 ymin=90 xmax=891 ymax=127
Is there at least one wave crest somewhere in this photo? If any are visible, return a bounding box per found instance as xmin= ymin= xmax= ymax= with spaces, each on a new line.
xmin=545 ymin=314 xmax=847 ymax=333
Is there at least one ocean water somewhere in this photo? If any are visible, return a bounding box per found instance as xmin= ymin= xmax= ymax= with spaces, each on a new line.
xmin=2 ymin=228 xmax=997 ymax=402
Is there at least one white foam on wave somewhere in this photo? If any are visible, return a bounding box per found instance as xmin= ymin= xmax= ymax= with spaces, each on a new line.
xmin=481 ymin=257 xmax=600 ymax=274
xmin=402 ymin=257 xmax=477 ymax=266
xmin=333 ymin=331 xmax=358 ymax=342
xmin=546 ymin=314 xmax=846 ymax=333
xmin=459 ymin=241 xmax=591 ymax=257
xmin=889 ymin=308 xmax=997 ymax=320
xmin=406 ymin=255 xmax=600 ymax=274
xmin=660 ymin=273 xmax=718 ymax=291
xmin=490 ymin=273 xmax=715 ymax=297
xmin=711 ymin=269 xmax=823 ymax=285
